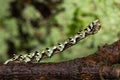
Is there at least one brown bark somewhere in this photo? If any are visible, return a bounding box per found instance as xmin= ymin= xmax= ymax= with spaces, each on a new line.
xmin=1 ymin=39 xmax=120 ymax=80
xmin=85 ymin=39 xmax=120 ymax=65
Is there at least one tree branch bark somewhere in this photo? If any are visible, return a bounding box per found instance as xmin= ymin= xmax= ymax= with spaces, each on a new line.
xmin=1 ymin=39 xmax=120 ymax=80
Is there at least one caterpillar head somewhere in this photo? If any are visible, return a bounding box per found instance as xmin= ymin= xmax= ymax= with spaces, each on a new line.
xmin=90 ymin=20 xmax=101 ymax=34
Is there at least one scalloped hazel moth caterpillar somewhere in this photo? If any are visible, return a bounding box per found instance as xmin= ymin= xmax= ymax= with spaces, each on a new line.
xmin=4 ymin=20 xmax=101 ymax=64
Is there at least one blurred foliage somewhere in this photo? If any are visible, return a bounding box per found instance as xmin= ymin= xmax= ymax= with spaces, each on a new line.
xmin=0 ymin=0 xmax=120 ymax=63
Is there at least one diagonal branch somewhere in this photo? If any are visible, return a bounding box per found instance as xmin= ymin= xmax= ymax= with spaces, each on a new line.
xmin=1 ymin=39 xmax=120 ymax=80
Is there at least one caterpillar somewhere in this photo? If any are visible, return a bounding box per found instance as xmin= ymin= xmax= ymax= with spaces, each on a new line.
xmin=4 ymin=20 xmax=101 ymax=64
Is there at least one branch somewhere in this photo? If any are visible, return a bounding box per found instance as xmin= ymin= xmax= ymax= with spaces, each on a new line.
xmin=1 ymin=39 xmax=120 ymax=80
xmin=85 ymin=39 xmax=120 ymax=65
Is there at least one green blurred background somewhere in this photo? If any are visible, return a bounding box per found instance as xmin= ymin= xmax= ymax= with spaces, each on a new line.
xmin=0 ymin=0 xmax=120 ymax=63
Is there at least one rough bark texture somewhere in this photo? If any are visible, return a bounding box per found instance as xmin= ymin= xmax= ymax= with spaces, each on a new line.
xmin=0 ymin=39 xmax=120 ymax=80
xmin=0 ymin=59 xmax=101 ymax=80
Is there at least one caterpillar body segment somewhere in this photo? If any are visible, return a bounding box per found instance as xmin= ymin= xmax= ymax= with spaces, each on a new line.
xmin=4 ymin=20 xmax=101 ymax=64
